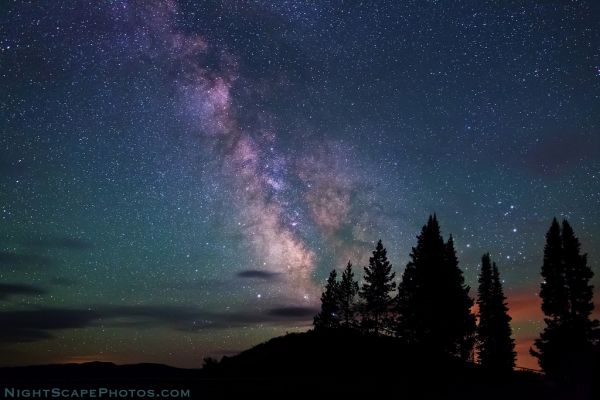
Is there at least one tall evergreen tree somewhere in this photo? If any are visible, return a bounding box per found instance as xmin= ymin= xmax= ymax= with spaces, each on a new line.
xmin=539 ymin=218 xmax=569 ymax=321
xmin=396 ymin=215 xmax=475 ymax=360
xmin=489 ymin=262 xmax=517 ymax=370
xmin=338 ymin=261 xmax=359 ymax=329
xmin=562 ymin=221 xmax=598 ymax=348
xmin=314 ymin=269 xmax=341 ymax=331
xmin=396 ymin=256 xmax=420 ymax=344
xmin=396 ymin=215 xmax=445 ymax=344
xmin=532 ymin=219 xmax=598 ymax=379
xmin=359 ymin=240 xmax=396 ymax=335
xmin=442 ymin=235 xmax=476 ymax=360
xmin=477 ymin=253 xmax=516 ymax=372
xmin=477 ymin=253 xmax=494 ymax=363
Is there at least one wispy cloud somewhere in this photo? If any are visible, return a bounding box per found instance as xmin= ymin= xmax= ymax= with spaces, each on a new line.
xmin=236 ymin=270 xmax=281 ymax=280
xmin=0 ymin=252 xmax=55 ymax=270
xmin=22 ymin=237 xmax=93 ymax=250
xmin=0 ymin=283 xmax=47 ymax=301
xmin=0 ymin=304 xmax=317 ymax=345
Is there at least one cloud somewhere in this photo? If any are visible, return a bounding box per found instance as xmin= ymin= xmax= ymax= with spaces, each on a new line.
xmin=0 ymin=309 xmax=101 ymax=344
xmin=0 ymin=304 xmax=317 ymax=345
xmin=236 ymin=270 xmax=281 ymax=280
xmin=267 ymin=306 xmax=319 ymax=318
xmin=159 ymin=279 xmax=228 ymax=290
xmin=521 ymin=132 xmax=600 ymax=176
xmin=0 ymin=252 xmax=55 ymax=270
xmin=99 ymin=305 xmax=207 ymax=330
xmin=49 ymin=277 xmax=77 ymax=287
xmin=0 ymin=283 xmax=47 ymax=301
xmin=22 ymin=237 xmax=93 ymax=250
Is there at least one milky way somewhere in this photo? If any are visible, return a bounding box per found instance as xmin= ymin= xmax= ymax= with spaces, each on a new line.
xmin=132 ymin=1 xmax=389 ymax=303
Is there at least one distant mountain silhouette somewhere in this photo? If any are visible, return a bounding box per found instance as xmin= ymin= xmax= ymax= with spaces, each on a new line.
xmin=1 ymin=331 xmax=597 ymax=399
xmin=0 ymin=361 xmax=199 ymax=383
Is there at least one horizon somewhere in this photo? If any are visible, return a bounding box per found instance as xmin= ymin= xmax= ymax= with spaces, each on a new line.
xmin=1 ymin=0 xmax=599 ymax=373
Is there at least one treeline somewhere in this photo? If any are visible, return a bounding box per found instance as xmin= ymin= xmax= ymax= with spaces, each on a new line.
xmin=313 ymin=215 xmax=598 ymax=380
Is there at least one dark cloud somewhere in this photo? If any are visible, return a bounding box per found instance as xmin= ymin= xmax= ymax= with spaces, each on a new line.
xmin=267 ymin=306 xmax=319 ymax=318
xmin=22 ymin=237 xmax=93 ymax=250
xmin=100 ymin=305 xmax=205 ymax=330
xmin=0 ymin=283 xmax=47 ymax=301
xmin=0 ymin=329 xmax=53 ymax=343
xmin=236 ymin=270 xmax=281 ymax=280
xmin=0 ymin=309 xmax=101 ymax=344
xmin=49 ymin=277 xmax=77 ymax=287
xmin=521 ymin=133 xmax=600 ymax=176
xmin=0 ymin=306 xmax=189 ymax=344
xmin=159 ymin=278 xmax=228 ymax=290
xmin=0 ymin=304 xmax=317 ymax=345
xmin=0 ymin=252 xmax=55 ymax=270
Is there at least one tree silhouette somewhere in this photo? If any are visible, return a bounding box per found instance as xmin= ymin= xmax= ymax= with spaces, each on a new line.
xmin=359 ymin=240 xmax=396 ymax=335
xmin=396 ymin=215 xmax=475 ymax=360
xmin=338 ymin=261 xmax=359 ymax=329
xmin=396 ymin=233 xmax=423 ymax=345
xmin=477 ymin=253 xmax=516 ymax=372
xmin=443 ymin=235 xmax=476 ymax=360
xmin=562 ymin=221 xmax=598 ymax=349
xmin=314 ymin=269 xmax=341 ymax=331
xmin=532 ymin=219 xmax=599 ymax=379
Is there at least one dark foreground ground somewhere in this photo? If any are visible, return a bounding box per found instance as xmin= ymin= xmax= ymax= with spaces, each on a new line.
xmin=1 ymin=331 xmax=596 ymax=399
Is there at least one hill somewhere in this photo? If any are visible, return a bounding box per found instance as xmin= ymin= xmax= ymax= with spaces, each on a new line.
xmin=200 ymin=329 xmax=564 ymax=398
xmin=0 ymin=331 xmax=596 ymax=399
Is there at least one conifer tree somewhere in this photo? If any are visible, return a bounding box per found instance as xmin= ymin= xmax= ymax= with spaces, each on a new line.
xmin=359 ymin=240 xmax=396 ymax=335
xmin=531 ymin=218 xmax=570 ymax=376
xmin=442 ymin=235 xmax=476 ymax=360
xmin=539 ymin=218 xmax=568 ymax=321
xmin=396 ymin=256 xmax=419 ymax=344
xmin=532 ymin=219 xmax=599 ymax=378
xmin=490 ymin=262 xmax=516 ymax=370
xmin=396 ymin=215 xmax=475 ymax=360
xmin=314 ymin=269 xmax=341 ymax=331
xmin=562 ymin=220 xmax=598 ymax=348
xmin=338 ymin=261 xmax=359 ymax=329
xmin=477 ymin=253 xmax=494 ymax=360
xmin=396 ymin=215 xmax=445 ymax=344
xmin=477 ymin=253 xmax=516 ymax=372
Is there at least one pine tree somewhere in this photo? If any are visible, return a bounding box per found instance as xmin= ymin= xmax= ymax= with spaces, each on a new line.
xmin=314 ymin=269 xmax=341 ymax=331
xmin=532 ymin=219 xmax=598 ymax=379
xmin=540 ymin=218 xmax=569 ymax=321
xmin=490 ymin=262 xmax=516 ymax=370
xmin=476 ymin=253 xmax=494 ymax=363
xmin=359 ymin=240 xmax=396 ymax=336
xmin=477 ymin=253 xmax=516 ymax=372
xmin=396 ymin=215 xmax=475 ymax=360
xmin=396 ymin=255 xmax=420 ymax=344
xmin=338 ymin=261 xmax=359 ymax=329
xmin=531 ymin=218 xmax=567 ymax=376
xmin=562 ymin=220 xmax=598 ymax=349
xmin=442 ymin=235 xmax=476 ymax=360
xmin=396 ymin=215 xmax=445 ymax=344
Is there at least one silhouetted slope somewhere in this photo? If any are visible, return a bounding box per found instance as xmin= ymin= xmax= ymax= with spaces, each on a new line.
xmin=0 ymin=332 xmax=596 ymax=399
xmin=200 ymin=330 xmax=589 ymax=399
xmin=204 ymin=329 xmax=456 ymax=377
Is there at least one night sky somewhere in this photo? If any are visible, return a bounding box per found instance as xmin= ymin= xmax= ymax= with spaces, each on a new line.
xmin=1 ymin=0 xmax=599 ymax=369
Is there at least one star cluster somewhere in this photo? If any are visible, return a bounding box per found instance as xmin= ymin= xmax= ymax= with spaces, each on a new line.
xmin=1 ymin=0 xmax=599 ymax=369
